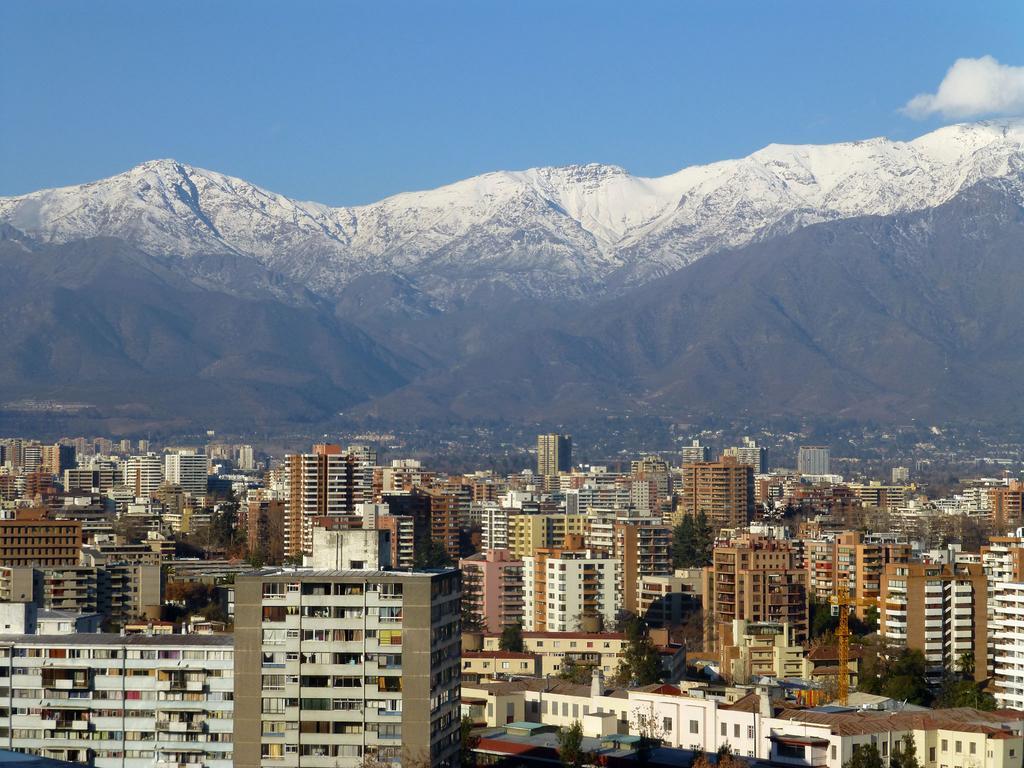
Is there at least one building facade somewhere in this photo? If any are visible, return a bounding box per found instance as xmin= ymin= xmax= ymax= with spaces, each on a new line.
xmin=233 ymin=568 xmax=461 ymax=768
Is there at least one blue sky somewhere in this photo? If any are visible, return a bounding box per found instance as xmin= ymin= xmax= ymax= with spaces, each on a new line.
xmin=1 ymin=1 xmax=1022 ymax=204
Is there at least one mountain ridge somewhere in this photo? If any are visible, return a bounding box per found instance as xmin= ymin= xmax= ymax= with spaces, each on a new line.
xmin=4 ymin=120 xmax=1024 ymax=305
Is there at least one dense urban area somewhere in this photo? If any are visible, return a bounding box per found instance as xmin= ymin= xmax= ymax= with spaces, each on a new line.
xmin=0 ymin=431 xmax=1020 ymax=768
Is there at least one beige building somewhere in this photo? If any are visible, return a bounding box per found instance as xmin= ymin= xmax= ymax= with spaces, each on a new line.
xmin=508 ymin=513 xmax=587 ymax=560
xmin=880 ymin=560 xmax=988 ymax=683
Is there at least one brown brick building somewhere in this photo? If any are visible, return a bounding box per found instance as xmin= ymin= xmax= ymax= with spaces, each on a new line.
xmin=0 ymin=509 xmax=82 ymax=567
xmin=680 ymin=455 xmax=754 ymax=534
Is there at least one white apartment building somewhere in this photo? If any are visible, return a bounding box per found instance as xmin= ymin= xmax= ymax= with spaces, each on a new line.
xmin=164 ymin=451 xmax=209 ymax=497
xmin=0 ymin=634 xmax=234 ymax=768
xmin=479 ymin=502 xmax=510 ymax=551
xmin=992 ymin=581 xmax=1024 ymax=710
xmin=123 ymin=455 xmax=164 ymax=498
xmin=523 ymin=549 xmax=618 ymax=632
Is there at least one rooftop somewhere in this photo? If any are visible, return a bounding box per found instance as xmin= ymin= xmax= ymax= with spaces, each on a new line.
xmin=0 ymin=633 xmax=233 ymax=647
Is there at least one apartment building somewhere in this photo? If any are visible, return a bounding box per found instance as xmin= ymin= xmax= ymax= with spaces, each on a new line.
xmin=536 ymin=434 xmax=572 ymax=477
xmin=0 ymin=511 xmax=81 ymax=568
xmin=233 ymin=568 xmax=461 ymax=768
xmin=991 ymin=580 xmax=1024 ymax=710
xmin=507 ymin=513 xmax=587 ymax=560
xmin=702 ymin=535 xmax=809 ymax=651
xmin=123 ymin=455 xmax=164 ymax=498
xmin=804 ymin=532 xmax=911 ymax=618
xmin=0 ymin=564 xmax=162 ymax=627
xmin=989 ymin=483 xmax=1024 ymax=532
xmin=680 ymin=456 xmax=754 ymax=534
xmin=0 ymin=634 xmax=233 ymax=768
xmin=459 ymin=549 xmax=524 ymax=633
xmin=879 ymin=561 xmax=988 ymax=683
xmin=522 ymin=547 xmax=619 ymax=632
xmin=163 ymin=451 xmax=209 ymax=497
xmin=282 ymin=445 xmax=371 ymax=558
xmin=478 ymin=503 xmax=510 ymax=551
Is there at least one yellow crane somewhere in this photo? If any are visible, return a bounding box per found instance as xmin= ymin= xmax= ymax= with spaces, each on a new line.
xmin=829 ymin=584 xmax=878 ymax=705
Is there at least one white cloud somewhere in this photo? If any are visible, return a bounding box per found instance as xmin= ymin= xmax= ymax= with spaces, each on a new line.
xmin=902 ymin=55 xmax=1024 ymax=119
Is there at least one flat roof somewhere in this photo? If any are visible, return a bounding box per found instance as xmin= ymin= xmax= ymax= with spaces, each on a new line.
xmin=242 ymin=567 xmax=458 ymax=579
xmin=0 ymin=633 xmax=233 ymax=647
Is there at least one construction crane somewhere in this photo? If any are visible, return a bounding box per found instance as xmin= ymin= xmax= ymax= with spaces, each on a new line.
xmin=829 ymin=584 xmax=878 ymax=706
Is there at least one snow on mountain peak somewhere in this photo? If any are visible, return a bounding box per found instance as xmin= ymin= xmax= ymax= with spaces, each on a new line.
xmin=2 ymin=120 xmax=1024 ymax=301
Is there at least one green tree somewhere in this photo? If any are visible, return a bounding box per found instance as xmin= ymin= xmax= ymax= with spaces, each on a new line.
xmin=864 ymin=648 xmax=931 ymax=706
xmin=615 ymin=618 xmax=664 ymax=686
xmin=412 ymin=536 xmax=454 ymax=569
xmin=671 ymin=512 xmax=713 ymax=568
xmin=557 ymin=721 xmax=586 ymax=768
xmin=460 ymin=716 xmax=479 ymax=768
xmin=843 ymin=743 xmax=884 ymax=768
xmin=499 ymin=622 xmax=524 ymax=653
xmin=889 ymin=734 xmax=921 ymax=768
xmin=809 ymin=599 xmax=839 ymax=639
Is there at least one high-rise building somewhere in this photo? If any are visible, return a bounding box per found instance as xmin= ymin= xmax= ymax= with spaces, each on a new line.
xmin=459 ymin=548 xmax=525 ymax=632
xmin=804 ymin=531 xmax=912 ymax=618
xmin=681 ymin=439 xmax=711 ymax=466
xmin=237 ymin=444 xmax=256 ymax=471
xmin=40 ymin=444 xmax=76 ymax=477
xmin=722 ymin=437 xmax=766 ymax=474
xmin=283 ymin=444 xmax=372 ymax=558
xmin=797 ymin=446 xmax=831 ymax=476
xmin=164 ymin=450 xmax=209 ymax=496
xmin=989 ymin=483 xmax=1024 ymax=532
xmin=879 ymin=561 xmax=988 ymax=684
xmin=0 ymin=633 xmax=234 ymax=768
xmin=124 ymin=454 xmax=164 ymax=498
xmin=701 ymin=535 xmax=809 ymax=651
xmin=680 ymin=455 xmax=754 ymax=534
xmin=991 ymin=580 xmax=1024 ymax=710
xmin=523 ymin=546 xmax=618 ymax=632
xmin=233 ymin=568 xmax=461 ymax=768
xmin=537 ymin=433 xmax=572 ymax=476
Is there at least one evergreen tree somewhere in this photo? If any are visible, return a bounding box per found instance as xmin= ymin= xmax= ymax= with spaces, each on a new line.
xmin=557 ymin=721 xmax=586 ymax=768
xmin=615 ymin=618 xmax=664 ymax=686
xmin=499 ymin=622 xmax=524 ymax=653
xmin=671 ymin=512 xmax=714 ymax=568
xmin=412 ymin=536 xmax=454 ymax=569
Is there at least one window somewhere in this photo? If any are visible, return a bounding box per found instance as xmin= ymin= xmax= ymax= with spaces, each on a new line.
xmin=831 ymin=746 xmax=837 ymax=760
xmin=969 ymin=743 xmax=976 ymax=755
xmin=734 ymin=724 xmax=740 ymax=738
xmin=663 ymin=717 xmax=672 ymax=733
xmin=941 ymin=740 xmax=948 ymax=752
xmin=748 ymin=726 xmax=755 ymax=739
xmin=955 ymin=742 xmax=962 ymax=754
xmin=690 ymin=720 xmax=699 ymax=734
xmin=929 ymin=747 xmax=935 ymax=762
xmin=721 ymin=723 xmax=727 ymax=737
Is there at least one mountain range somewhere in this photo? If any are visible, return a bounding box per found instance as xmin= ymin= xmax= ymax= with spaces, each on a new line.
xmin=2 ymin=120 xmax=1024 ymax=432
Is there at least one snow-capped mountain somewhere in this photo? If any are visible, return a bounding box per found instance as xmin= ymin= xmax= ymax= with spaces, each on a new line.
xmin=3 ymin=120 xmax=1023 ymax=303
